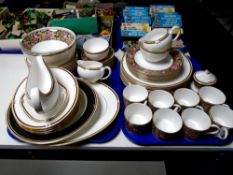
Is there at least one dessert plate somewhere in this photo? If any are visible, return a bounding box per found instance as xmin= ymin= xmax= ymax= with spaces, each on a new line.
xmin=7 ymin=79 xmax=98 ymax=145
xmin=55 ymin=83 xmax=120 ymax=146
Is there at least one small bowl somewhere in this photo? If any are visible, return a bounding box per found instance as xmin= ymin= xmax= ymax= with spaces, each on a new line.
xmin=83 ymin=37 xmax=109 ymax=61
xmin=20 ymin=27 xmax=76 ymax=66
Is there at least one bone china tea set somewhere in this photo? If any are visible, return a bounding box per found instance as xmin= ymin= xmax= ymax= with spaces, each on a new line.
xmin=121 ymin=26 xmax=233 ymax=141
xmin=4 ymin=25 xmax=233 ymax=145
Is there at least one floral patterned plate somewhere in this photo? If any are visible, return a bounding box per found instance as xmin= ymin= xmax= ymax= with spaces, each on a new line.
xmin=126 ymin=44 xmax=183 ymax=81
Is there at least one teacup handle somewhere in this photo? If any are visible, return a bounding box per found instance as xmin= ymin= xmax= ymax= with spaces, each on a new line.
xmin=194 ymin=105 xmax=204 ymax=111
xmin=172 ymin=104 xmax=182 ymax=113
xmin=100 ymin=66 xmax=112 ymax=80
xmin=206 ymin=124 xmax=220 ymax=135
xmin=28 ymin=88 xmax=43 ymax=112
xmin=217 ymin=127 xmax=229 ymax=140
xmin=169 ymin=26 xmax=180 ymax=41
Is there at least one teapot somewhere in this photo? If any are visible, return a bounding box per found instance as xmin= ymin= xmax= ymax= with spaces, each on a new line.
xmin=139 ymin=26 xmax=180 ymax=53
xmin=77 ymin=60 xmax=111 ymax=83
xmin=25 ymin=55 xmax=60 ymax=113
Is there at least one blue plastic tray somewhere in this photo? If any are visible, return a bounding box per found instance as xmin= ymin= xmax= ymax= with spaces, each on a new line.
xmin=119 ymin=57 xmax=233 ymax=146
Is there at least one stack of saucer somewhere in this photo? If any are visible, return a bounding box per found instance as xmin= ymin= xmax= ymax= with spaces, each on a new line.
xmin=81 ymin=37 xmax=116 ymax=68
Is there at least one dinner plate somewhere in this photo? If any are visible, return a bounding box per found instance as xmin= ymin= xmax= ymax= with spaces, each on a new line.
xmin=121 ymin=50 xmax=192 ymax=90
xmin=7 ymin=79 xmax=98 ymax=145
xmin=55 ymin=82 xmax=120 ymax=146
xmin=12 ymin=68 xmax=80 ymax=133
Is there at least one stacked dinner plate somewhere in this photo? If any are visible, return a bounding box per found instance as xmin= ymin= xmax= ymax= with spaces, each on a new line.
xmin=120 ymin=44 xmax=193 ymax=91
xmin=6 ymin=56 xmax=120 ymax=145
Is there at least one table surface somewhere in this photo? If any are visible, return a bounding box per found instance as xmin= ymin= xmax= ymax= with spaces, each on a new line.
xmin=1 ymin=0 xmax=233 ymax=160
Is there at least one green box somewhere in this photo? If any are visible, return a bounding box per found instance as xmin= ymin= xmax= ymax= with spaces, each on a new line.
xmin=50 ymin=16 xmax=98 ymax=34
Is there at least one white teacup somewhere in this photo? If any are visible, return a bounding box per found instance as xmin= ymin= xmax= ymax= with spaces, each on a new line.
xmin=209 ymin=104 xmax=233 ymax=140
xmin=152 ymin=108 xmax=183 ymax=140
xmin=123 ymin=84 xmax=148 ymax=106
xmin=77 ymin=60 xmax=111 ymax=83
xmin=181 ymin=108 xmax=226 ymax=140
xmin=199 ymin=86 xmax=226 ymax=112
xmin=124 ymin=102 xmax=152 ymax=134
xmin=25 ymin=56 xmax=60 ymax=113
xmin=148 ymin=90 xmax=174 ymax=111
xmin=174 ymin=88 xmax=202 ymax=109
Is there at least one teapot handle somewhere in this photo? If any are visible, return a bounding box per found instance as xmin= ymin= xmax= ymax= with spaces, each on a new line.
xmin=169 ymin=26 xmax=181 ymax=41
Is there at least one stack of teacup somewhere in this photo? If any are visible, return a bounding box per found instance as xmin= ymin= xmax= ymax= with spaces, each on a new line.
xmin=123 ymin=83 xmax=233 ymax=141
xmin=81 ymin=37 xmax=116 ymax=68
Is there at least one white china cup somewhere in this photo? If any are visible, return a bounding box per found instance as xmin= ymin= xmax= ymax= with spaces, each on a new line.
xmin=181 ymin=108 xmax=226 ymax=140
xmin=209 ymin=104 xmax=233 ymax=140
xmin=198 ymin=86 xmax=226 ymax=112
xmin=148 ymin=90 xmax=174 ymax=110
xmin=152 ymin=107 xmax=183 ymax=140
xmin=123 ymin=84 xmax=148 ymax=106
xmin=174 ymin=88 xmax=202 ymax=109
xmin=124 ymin=102 xmax=153 ymax=134
xmin=77 ymin=60 xmax=111 ymax=83
xmin=83 ymin=37 xmax=109 ymax=61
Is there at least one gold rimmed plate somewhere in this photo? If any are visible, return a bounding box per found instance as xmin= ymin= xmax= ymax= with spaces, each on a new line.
xmin=126 ymin=44 xmax=183 ymax=81
xmin=7 ymin=79 xmax=98 ymax=145
xmin=121 ymin=50 xmax=192 ymax=90
xmin=54 ymin=82 xmax=120 ymax=146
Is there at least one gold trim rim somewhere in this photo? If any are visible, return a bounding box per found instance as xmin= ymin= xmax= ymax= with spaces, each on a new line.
xmin=53 ymin=82 xmax=120 ymax=146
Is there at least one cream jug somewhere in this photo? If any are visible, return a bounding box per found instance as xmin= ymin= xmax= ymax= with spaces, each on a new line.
xmin=77 ymin=60 xmax=111 ymax=83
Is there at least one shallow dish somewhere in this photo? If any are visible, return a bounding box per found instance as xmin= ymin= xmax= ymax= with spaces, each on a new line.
xmin=126 ymin=45 xmax=183 ymax=81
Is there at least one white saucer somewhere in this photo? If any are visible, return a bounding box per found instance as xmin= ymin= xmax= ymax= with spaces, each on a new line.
xmin=135 ymin=50 xmax=173 ymax=71
xmin=122 ymin=50 xmax=193 ymax=89
xmin=55 ymin=83 xmax=120 ymax=146
xmin=12 ymin=68 xmax=79 ymax=129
